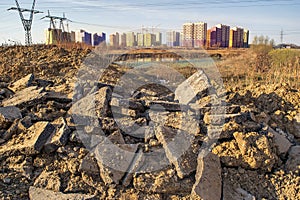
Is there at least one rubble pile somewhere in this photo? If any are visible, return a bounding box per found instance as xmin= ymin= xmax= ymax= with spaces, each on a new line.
xmin=0 ymin=46 xmax=299 ymax=200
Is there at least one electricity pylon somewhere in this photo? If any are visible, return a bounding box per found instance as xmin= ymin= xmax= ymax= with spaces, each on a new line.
xmin=8 ymin=0 xmax=43 ymax=45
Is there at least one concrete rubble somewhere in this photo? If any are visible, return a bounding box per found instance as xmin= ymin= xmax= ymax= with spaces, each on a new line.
xmin=0 ymin=46 xmax=299 ymax=199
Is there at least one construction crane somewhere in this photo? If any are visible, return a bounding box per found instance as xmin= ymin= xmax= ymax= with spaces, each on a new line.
xmin=8 ymin=0 xmax=43 ymax=45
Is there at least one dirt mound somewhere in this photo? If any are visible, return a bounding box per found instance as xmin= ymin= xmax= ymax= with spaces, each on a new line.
xmin=0 ymin=46 xmax=299 ymax=200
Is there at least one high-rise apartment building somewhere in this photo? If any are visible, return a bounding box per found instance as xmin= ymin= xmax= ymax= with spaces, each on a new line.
xmin=76 ymin=30 xmax=92 ymax=45
xmin=137 ymin=33 xmax=144 ymax=47
xmin=166 ymin=31 xmax=180 ymax=47
xmin=93 ymin=32 xmax=106 ymax=46
xmin=183 ymin=22 xmax=194 ymax=47
xmin=109 ymin=32 xmax=119 ymax=48
xmin=155 ymin=32 xmax=162 ymax=46
xmin=229 ymin=27 xmax=244 ymax=48
xmin=206 ymin=29 xmax=211 ymax=48
xmin=126 ymin=32 xmax=136 ymax=47
xmin=194 ymin=22 xmax=207 ymax=48
xmin=144 ymin=33 xmax=156 ymax=47
xmin=243 ymin=29 xmax=250 ymax=48
xmin=120 ymin=33 xmax=127 ymax=48
xmin=210 ymin=26 xmax=222 ymax=47
xmin=216 ymin=24 xmax=230 ymax=48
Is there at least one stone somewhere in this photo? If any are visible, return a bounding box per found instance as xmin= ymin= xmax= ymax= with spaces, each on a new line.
xmin=203 ymin=113 xmax=247 ymax=125
xmin=29 ymin=186 xmax=95 ymax=200
xmin=2 ymin=119 xmax=19 ymax=140
xmin=175 ymin=70 xmax=211 ymax=105
xmin=2 ymin=86 xmax=47 ymax=108
xmin=0 ymin=121 xmax=55 ymax=155
xmin=8 ymin=73 xmax=34 ymax=92
xmin=44 ymin=118 xmax=71 ymax=153
xmin=134 ymin=168 xmax=194 ymax=195
xmin=79 ymin=154 xmax=100 ymax=174
xmin=94 ymin=142 xmax=139 ymax=184
xmin=145 ymin=100 xmax=188 ymax=112
xmin=95 ymin=86 xmax=112 ymax=118
xmin=155 ymin=126 xmax=199 ymax=178
xmin=0 ymin=106 xmax=22 ymax=129
xmin=191 ymin=152 xmax=222 ymax=200
xmin=268 ymin=127 xmax=292 ymax=156
xmin=110 ymin=97 xmax=144 ymax=112
xmin=285 ymin=146 xmax=300 ymax=172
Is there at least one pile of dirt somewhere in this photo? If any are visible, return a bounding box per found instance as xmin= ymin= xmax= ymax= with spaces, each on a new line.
xmin=0 ymin=46 xmax=299 ymax=200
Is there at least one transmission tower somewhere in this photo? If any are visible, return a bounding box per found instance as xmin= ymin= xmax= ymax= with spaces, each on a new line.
xmin=41 ymin=10 xmax=70 ymax=44
xmin=280 ymin=29 xmax=284 ymax=44
xmin=8 ymin=0 xmax=43 ymax=45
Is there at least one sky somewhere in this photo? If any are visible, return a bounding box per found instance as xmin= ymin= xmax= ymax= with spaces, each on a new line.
xmin=0 ymin=0 xmax=300 ymax=45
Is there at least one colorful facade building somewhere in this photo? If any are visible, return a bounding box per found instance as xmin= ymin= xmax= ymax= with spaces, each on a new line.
xmin=210 ymin=26 xmax=222 ymax=47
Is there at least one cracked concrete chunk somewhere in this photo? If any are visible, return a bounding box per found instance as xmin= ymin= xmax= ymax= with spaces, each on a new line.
xmin=268 ymin=127 xmax=292 ymax=156
xmin=175 ymin=70 xmax=211 ymax=105
xmin=9 ymin=73 xmax=34 ymax=92
xmin=2 ymin=86 xmax=47 ymax=107
xmin=94 ymin=142 xmax=138 ymax=184
xmin=0 ymin=121 xmax=55 ymax=155
xmin=285 ymin=146 xmax=300 ymax=172
xmin=44 ymin=118 xmax=71 ymax=153
xmin=155 ymin=126 xmax=199 ymax=178
xmin=191 ymin=152 xmax=222 ymax=200
xmin=0 ymin=106 xmax=22 ymax=129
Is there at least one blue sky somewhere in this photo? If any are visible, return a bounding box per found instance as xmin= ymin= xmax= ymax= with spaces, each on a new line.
xmin=0 ymin=0 xmax=299 ymax=45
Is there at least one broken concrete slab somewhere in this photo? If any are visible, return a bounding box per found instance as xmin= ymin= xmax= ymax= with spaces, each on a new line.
xmin=44 ymin=118 xmax=71 ymax=153
xmin=94 ymin=142 xmax=139 ymax=185
xmin=268 ymin=127 xmax=292 ymax=156
xmin=145 ymin=100 xmax=188 ymax=112
xmin=2 ymin=119 xmax=19 ymax=140
xmin=0 ymin=121 xmax=55 ymax=155
xmin=0 ymin=106 xmax=22 ymax=129
xmin=155 ymin=126 xmax=199 ymax=178
xmin=110 ymin=97 xmax=144 ymax=112
xmin=285 ymin=146 xmax=300 ymax=172
xmin=175 ymin=70 xmax=211 ymax=105
xmin=79 ymin=154 xmax=100 ymax=174
xmin=191 ymin=152 xmax=222 ymax=200
xmin=2 ymin=86 xmax=47 ymax=108
xmin=8 ymin=73 xmax=34 ymax=92
xmin=29 ymin=186 xmax=95 ymax=200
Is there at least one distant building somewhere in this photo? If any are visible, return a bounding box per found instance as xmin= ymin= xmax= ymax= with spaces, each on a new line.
xmin=144 ymin=33 xmax=156 ymax=47
xmin=45 ymin=28 xmax=71 ymax=44
xmin=109 ymin=32 xmax=119 ymax=48
xmin=93 ymin=32 xmax=106 ymax=46
xmin=194 ymin=22 xmax=207 ymax=48
xmin=126 ymin=32 xmax=136 ymax=47
xmin=155 ymin=32 xmax=162 ymax=46
xmin=120 ymin=33 xmax=127 ymax=48
xmin=216 ymin=24 xmax=230 ymax=48
xmin=229 ymin=27 xmax=244 ymax=48
xmin=166 ymin=31 xmax=180 ymax=47
xmin=137 ymin=33 xmax=144 ymax=47
xmin=210 ymin=26 xmax=222 ymax=47
xmin=243 ymin=29 xmax=250 ymax=48
xmin=206 ymin=29 xmax=211 ymax=48
xmin=76 ymin=30 xmax=92 ymax=45
xmin=183 ymin=22 xmax=194 ymax=47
